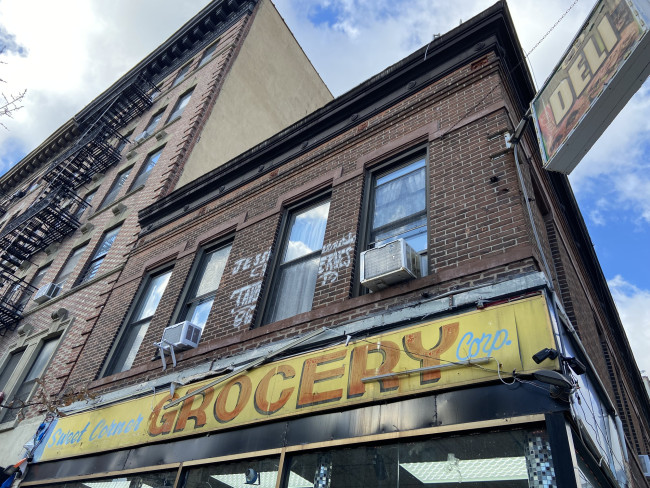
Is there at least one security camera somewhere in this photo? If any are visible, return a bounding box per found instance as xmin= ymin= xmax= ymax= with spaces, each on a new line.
xmin=532 ymin=348 xmax=559 ymax=364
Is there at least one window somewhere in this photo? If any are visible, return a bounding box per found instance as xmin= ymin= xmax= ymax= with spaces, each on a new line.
xmin=172 ymin=63 xmax=191 ymax=87
xmin=103 ymin=269 xmax=172 ymax=376
xmin=368 ymin=155 xmax=427 ymax=271
xmin=17 ymin=265 xmax=50 ymax=307
xmin=0 ymin=337 xmax=58 ymax=423
xmin=99 ymin=168 xmax=131 ymax=210
xmin=198 ymin=41 xmax=218 ymax=68
xmin=262 ymin=198 xmax=330 ymax=325
xmin=75 ymin=189 xmax=96 ymax=219
xmin=144 ymin=110 xmax=164 ymax=135
xmin=78 ymin=226 xmax=121 ymax=284
xmin=0 ymin=350 xmax=24 ymax=394
xmin=115 ymin=130 xmax=133 ymax=154
xmin=179 ymin=243 xmax=231 ymax=329
xmin=167 ymin=89 xmax=193 ymax=123
xmin=130 ymin=148 xmax=163 ymax=190
xmin=53 ymin=245 xmax=87 ymax=296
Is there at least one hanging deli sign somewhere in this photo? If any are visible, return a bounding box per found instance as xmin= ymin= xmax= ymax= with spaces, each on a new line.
xmin=34 ymin=295 xmax=556 ymax=462
xmin=531 ymin=0 xmax=650 ymax=174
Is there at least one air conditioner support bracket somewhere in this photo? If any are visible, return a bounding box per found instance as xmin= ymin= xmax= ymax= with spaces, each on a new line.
xmin=155 ymin=339 xmax=177 ymax=371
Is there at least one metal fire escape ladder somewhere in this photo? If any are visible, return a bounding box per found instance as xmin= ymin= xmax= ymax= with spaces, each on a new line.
xmin=0 ymin=75 xmax=155 ymax=332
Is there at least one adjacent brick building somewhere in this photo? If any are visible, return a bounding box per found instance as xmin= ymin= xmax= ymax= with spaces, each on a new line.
xmin=1 ymin=1 xmax=649 ymax=487
xmin=0 ymin=0 xmax=330 ymax=470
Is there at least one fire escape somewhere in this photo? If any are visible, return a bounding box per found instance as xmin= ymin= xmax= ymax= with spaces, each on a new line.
xmin=0 ymin=76 xmax=155 ymax=333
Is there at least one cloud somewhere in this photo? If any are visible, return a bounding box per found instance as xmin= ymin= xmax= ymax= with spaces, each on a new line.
xmin=0 ymin=0 xmax=210 ymax=175
xmin=0 ymin=25 xmax=26 ymax=56
xmin=607 ymin=275 xmax=650 ymax=374
xmin=569 ymin=82 xmax=650 ymax=227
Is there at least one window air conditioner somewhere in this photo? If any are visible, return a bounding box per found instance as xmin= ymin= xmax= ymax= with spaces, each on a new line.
xmin=639 ymin=455 xmax=650 ymax=477
xmin=360 ymin=238 xmax=421 ymax=292
xmin=33 ymin=283 xmax=61 ymax=304
xmin=155 ymin=321 xmax=202 ymax=371
xmin=160 ymin=321 xmax=202 ymax=351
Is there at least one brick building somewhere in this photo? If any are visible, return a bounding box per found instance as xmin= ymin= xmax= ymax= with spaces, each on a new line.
xmin=1 ymin=1 xmax=650 ymax=487
xmin=0 ymin=0 xmax=330 ymax=471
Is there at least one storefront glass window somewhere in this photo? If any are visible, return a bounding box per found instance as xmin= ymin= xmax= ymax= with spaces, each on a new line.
xmin=182 ymin=457 xmax=280 ymax=488
xmin=47 ymin=470 xmax=177 ymax=488
xmin=283 ymin=429 xmax=556 ymax=487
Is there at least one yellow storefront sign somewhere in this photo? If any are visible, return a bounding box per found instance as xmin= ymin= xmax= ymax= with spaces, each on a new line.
xmin=36 ymin=295 xmax=556 ymax=462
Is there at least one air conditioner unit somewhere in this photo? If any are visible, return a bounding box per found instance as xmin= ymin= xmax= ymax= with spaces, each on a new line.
xmin=33 ymin=283 xmax=61 ymax=304
xmin=160 ymin=321 xmax=202 ymax=351
xmin=639 ymin=454 xmax=650 ymax=477
xmin=360 ymin=238 xmax=421 ymax=292
xmin=155 ymin=321 xmax=202 ymax=371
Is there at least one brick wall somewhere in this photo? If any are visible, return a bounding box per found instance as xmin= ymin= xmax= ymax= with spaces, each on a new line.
xmin=64 ymin=51 xmax=546 ymax=395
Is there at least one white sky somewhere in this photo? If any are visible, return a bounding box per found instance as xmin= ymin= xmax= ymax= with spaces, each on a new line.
xmin=1 ymin=0 xmax=649 ymax=373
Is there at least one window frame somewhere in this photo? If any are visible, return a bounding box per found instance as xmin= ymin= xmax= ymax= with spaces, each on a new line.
xmin=356 ymin=147 xmax=429 ymax=295
xmin=76 ymin=225 xmax=122 ymax=285
xmin=130 ymin=147 xmax=164 ymax=191
xmin=101 ymin=266 xmax=173 ymax=378
xmin=171 ymin=63 xmax=191 ymax=88
xmin=197 ymin=40 xmax=219 ymax=68
xmin=18 ymin=264 xmax=50 ymax=307
xmin=166 ymin=88 xmax=194 ymax=123
xmin=174 ymin=240 xmax=232 ymax=330
xmin=75 ymin=188 xmax=97 ymax=219
xmin=143 ymin=109 xmax=165 ymax=135
xmin=52 ymin=245 xmax=88 ymax=296
xmin=258 ymin=193 xmax=331 ymax=327
xmin=0 ymin=335 xmax=60 ymax=425
xmin=98 ymin=167 xmax=132 ymax=210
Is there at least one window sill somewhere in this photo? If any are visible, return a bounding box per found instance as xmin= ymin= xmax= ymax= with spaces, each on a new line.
xmin=21 ymin=265 xmax=124 ymax=318
xmin=0 ymin=417 xmax=19 ymax=433
xmin=89 ymin=184 xmax=144 ymax=221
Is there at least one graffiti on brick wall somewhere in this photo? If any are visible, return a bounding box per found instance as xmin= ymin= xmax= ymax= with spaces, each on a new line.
xmin=231 ymin=250 xmax=270 ymax=278
xmin=318 ymin=233 xmax=355 ymax=285
xmin=230 ymin=250 xmax=270 ymax=327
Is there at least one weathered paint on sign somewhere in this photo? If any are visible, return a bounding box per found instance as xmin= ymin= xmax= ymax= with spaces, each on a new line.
xmin=35 ymin=295 xmax=556 ymax=462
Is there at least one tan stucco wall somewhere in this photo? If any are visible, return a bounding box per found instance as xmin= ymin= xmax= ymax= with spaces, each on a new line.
xmin=0 ymin=416 xmax=41 ymax=466
xmin=176 ymin=0 xmax=332 ymax=188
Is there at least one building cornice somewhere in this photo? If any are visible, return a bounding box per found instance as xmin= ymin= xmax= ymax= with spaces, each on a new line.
xmin=0 ymin=0 xmax=257 ymax=194
xmin=139 ymin=0 xmax=534 ymax=232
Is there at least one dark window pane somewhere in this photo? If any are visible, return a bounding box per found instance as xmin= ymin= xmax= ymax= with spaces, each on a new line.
xmin=53 ymin=470 xmax=177 ymax=488
xmin=131 ymin=149 xmax=163 ymax=189
xmin=172 ymin=64 xmax=190 ymax=87
xmin=283 ymin=430 xmax=551 ymax=488
xmin=198 ymin=42 xmax=218 ymax=68
xmin=54 ymin=246 xmax=87 ymax=294
xmin=0 ymin=350 xmax=23 ymax=391
xmin=3 ymin=338 xmax=58 ymax=422
xmin=167 ymin=90 xmax=193 ymax=122
xmin=145 ymin=111 xmax=164 ymax=133
xmin=184 ymin=457 xmax=279 ymax=488
xmin=100 ymin=168 xmax=131 ymax=209
xmin=18 ymin=265 xmax=50 ymax=306
xmin=105 ymin=269 xmax=172 ymax=376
